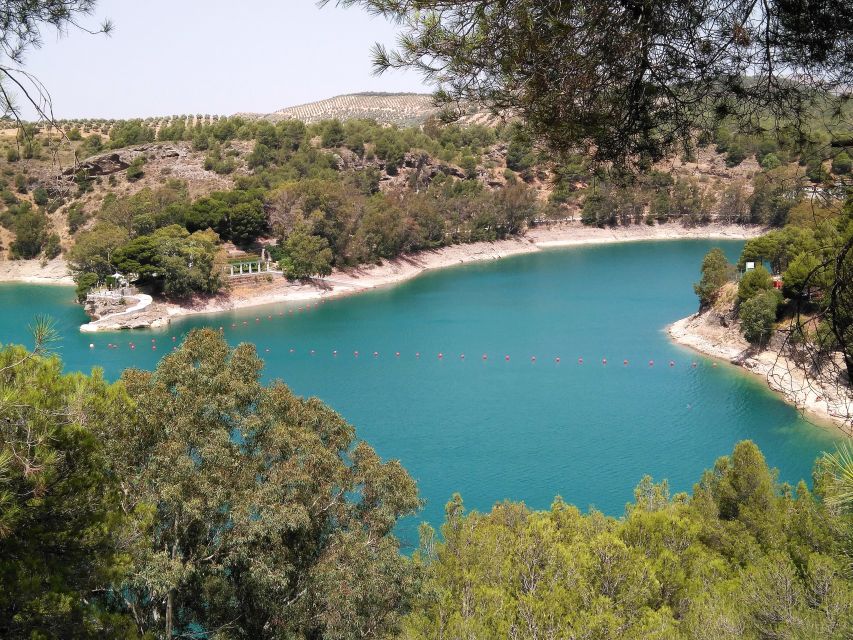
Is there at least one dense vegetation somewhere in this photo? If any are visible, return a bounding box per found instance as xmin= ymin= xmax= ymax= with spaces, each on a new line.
xmin=53 ymin=116 xmax=551 ymax=297
xmin=694 ymin=193 xmax=853 ymax=387
xmin=1 ymin=332 xmax=852 ymax=638
xmin=407 ymin=442 xmax=853 ymax=639
xmin=334 ymin=0 xmax=853 ymax=167
xmin=0 ymin=329 xmax=419 ymax=639
xmin=6 ymin=104 xmax=847 ymax=304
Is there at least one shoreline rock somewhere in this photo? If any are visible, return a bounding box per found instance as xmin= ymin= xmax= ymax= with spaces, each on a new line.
xmin=668 ymin=310 xmax=853 ymax=436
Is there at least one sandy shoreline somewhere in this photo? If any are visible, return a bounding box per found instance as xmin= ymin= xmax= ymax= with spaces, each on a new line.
xmin=0 ymin=257 xmax=75 ymax=285
xmin=0 ymin=221 xmax=764 ymax=329
xmin=153 ymin=221 xmax=765 ymax=322
xmin=668 ymin=314 xmax=853 ymax=435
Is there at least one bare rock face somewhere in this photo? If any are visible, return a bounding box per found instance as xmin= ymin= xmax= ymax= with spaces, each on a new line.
xmin=84 ymin=295 xmax=130 ymax=321
xmin=71 ymin=152 xmax=130 ymax=177
xmin=64 ymin=143 xmax=188 ymax=177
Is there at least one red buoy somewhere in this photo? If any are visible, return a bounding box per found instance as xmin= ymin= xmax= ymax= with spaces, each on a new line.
xmin=602 ymin=358 xmax=607 ymax=365
xmin=505 ymin=355 xmax=510 ymax=361
xmin=623 ymin=359 xmax=629 ymax=366
xmin=354 ymin=351 xmax=359 ymax=357
xmin=438 ymin=352 xmax=443 ymax=359
xmin=555 ymin=357 xmax=561 ymax=363
xmin=482 ymin=354 xmax=488 ymax=360
xmin=649 ymin=360 xmax=654 ymax=366
xmin=578 ymin=357 xmax=584 ymax=364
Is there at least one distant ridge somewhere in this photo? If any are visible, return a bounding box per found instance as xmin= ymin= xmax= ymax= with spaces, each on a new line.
xmin=257 ymin=92 xmax=439 ymax=127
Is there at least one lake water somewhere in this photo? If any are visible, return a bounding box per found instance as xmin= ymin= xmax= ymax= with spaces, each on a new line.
xmin=0 ymin=240 xmax=841 ymax=548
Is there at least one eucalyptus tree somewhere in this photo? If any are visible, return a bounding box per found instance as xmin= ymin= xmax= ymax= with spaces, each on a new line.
xmin=97 ymin=329 xmax=421 ymax=639
xmin=0 ymin=320 xmax=136 ymax=638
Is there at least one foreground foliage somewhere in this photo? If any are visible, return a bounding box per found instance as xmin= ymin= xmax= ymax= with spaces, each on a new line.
xmin=1 ymin=330 xmax=420 ymax=638
xmin=406 ymin=442 xmax=853 ymax=640
xmin=2 ymin=332 xmax=853 ymax=638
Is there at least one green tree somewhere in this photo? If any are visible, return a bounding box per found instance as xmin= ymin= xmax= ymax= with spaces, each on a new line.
xmin=0 ymin=337 xmax=134 ymax=638
xmin=10 ymin=210 xmax=49 ymax=259
xmin=740 ymin=289 xmax=781 ymax=345
xmin=331 ymin=0 xmax=853 ymax=165
xmin=226 ymin=201 xmax=267 ymax=246
xmin=406 ymin=440 xmax=853 ymax=639
xmin=280 ymin=228 xmax=334 ymax=280
xmin=32 ymin=186 xmax=49 ymax=206
xmin=321 ymin=119 xmax=345 ymax=147
xmin=737 ymin=264 xmax=774 ymax=304
xmin=98 ymin=329 xmax=420 ymax=638
xmin=67 ymin=222 xmax=130 ymax=283
xmin=694 ymin=247 xmax=735 ymax=308
xmin=832 ymin=150 xmax=852 ymax=175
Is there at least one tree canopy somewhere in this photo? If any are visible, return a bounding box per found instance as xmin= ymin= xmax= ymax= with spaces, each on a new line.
xmin=331 ymin=0 xmax=853 ymax=165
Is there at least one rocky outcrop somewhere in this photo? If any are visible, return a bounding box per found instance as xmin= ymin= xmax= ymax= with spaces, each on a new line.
xmin=668 ymin=303 xmax=853 ymax=434
xmin=80 ymin=292 xmax=163 ymax=332
xmin=64 ymin=143 xmax=187 ymax=178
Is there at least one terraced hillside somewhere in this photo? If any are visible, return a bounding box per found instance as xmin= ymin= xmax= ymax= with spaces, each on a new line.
xmin=261 ymin=92 xmax=439 ymax=126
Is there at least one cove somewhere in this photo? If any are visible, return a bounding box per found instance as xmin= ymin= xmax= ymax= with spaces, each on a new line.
xmin=0 ymin=240 xmax=842 ymax=549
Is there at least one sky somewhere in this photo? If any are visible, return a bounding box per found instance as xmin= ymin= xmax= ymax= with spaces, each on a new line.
xmin=19 ymin=0 xmax=429 ymax=119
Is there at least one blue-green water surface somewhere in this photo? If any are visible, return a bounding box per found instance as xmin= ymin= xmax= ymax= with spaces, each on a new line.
xmin=0 ymin=240 xmax=841 ymax=547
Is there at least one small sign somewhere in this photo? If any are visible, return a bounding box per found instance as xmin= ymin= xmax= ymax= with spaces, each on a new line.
xmin=745 ymin=261 xmax=755 ymax=271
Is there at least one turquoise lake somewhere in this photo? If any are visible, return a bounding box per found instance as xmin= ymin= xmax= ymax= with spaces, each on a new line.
xmin=0 ymin=240 xmax=841 ymax=548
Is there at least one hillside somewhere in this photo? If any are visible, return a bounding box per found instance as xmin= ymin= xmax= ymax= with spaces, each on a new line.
xmin=259 ymin=92 xmax=439 ymax=126
xmin=244 ymin=92 xmax=500 ymax=127
xmin=0 ymin=104 xmax=848 ymax=297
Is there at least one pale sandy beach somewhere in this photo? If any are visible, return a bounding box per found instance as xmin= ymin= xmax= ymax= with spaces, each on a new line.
xmin=155 ymin=221 xmax=766 ymax=321
xmin=3 ymin=221 xmax=764 ymax=330
xmin=0 ymin=257 xmax=75 ymax=284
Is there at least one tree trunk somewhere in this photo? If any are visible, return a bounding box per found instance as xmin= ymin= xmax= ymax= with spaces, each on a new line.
xmin=165 ymin=590 xmax=173 ymax=638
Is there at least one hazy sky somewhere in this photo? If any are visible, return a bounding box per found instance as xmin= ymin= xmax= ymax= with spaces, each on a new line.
xmin=20 ymin=0 xmax=429 ymax=119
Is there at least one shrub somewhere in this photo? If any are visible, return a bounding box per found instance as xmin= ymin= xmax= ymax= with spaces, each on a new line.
xmin=725 ymin=143 xmax=747 ymax=167
xmin=75 ymin=272 xmax=99 ymax=301
xmin=738 ymin=264 xmax=773 ymax=304
xmin=760 ymin=153 xmax=781 ymax=170
xmin=694 ymin=247 xmax=735 ymax=307
xmin=740 ymin=289 xmax=782 ymax=345
xmin=6 ymin=147 xmax=19 ymax=162
xmin=43 ymin=233 xmax=61 ymax=259
xmin=67 ymin=204 xmax=88 ymax=233
xmin=832 ymin=150 xmax=852 ymax=175
xmin=33 ymin=186 xmax=49 ymax=206
xmin=126 ymin=158 xmax=144 ymax=182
